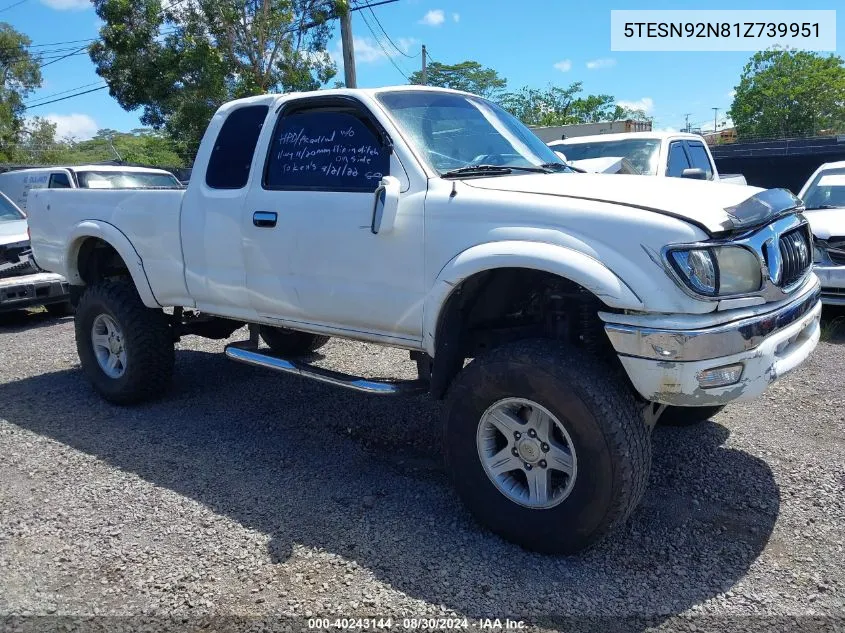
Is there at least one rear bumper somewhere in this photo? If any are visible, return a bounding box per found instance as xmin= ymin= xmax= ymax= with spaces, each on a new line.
xmin=603 ymin=280 xmax=822 ymax=406
xmin=0 ymin=272 xmax=70 ymax=312
xmin=813 ymin=264 xmax=845 ymax=305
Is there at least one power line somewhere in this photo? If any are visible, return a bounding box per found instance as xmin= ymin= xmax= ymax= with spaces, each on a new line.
xmin=354 ymin=1 xmax=410 ymax=80
xmin=0 ymin=0 xmax=28 ymax=13
xmin=24 ymin=81 xmax=107 ymax=105
xmin=353 ymin=0 xmax=416 ymax=58
xmin=24 ymin=85 xmax=109 ymax=110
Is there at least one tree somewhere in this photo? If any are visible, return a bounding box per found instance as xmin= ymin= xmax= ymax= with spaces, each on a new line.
xmin=729 ymin=49 xmax=845 ymax=139
xmin=408 ymin=60 xmax=506 ymax=98
xmin=498 ymin=82 xmax=650 ymax=127
xmin=0 ymin=23 xmax=43 ymax=161
xmin=90 ymin=0 xmax=339 ymax=162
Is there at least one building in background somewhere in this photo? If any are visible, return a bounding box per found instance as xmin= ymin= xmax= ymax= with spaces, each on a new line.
xmin=530 ymin=119 xmax=652 ymax=143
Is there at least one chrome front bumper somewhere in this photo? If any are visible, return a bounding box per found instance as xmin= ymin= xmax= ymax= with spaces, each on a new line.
xmin=602 ymin=279 xmax=822 ymax=406
xmin=813 ymin=264 xmax=845 ymax=305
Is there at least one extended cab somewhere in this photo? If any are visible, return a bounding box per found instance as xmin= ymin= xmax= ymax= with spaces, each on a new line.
xmin=549 ymin=131 xmax=747 ymax=184
xmin=26 ymin=87 xmax=821 ymax=554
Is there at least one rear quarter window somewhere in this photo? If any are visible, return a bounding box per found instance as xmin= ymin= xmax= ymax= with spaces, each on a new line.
xmin=206 ymin=105 xmax=270 ymax=190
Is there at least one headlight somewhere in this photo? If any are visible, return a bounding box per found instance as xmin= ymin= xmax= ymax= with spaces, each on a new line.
xmin=668 ymin=246 xmax=762 ymax=297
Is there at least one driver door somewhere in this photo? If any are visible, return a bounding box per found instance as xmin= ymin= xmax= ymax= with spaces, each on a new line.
xmin=243 ymin=97 xmax=425 ymax=343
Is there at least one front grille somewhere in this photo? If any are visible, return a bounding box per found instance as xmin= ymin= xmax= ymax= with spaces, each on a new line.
xmin=778 ymin=226 xmax=811 ymax=287
xmin=827 ymin=237 xmax=845 ymax=266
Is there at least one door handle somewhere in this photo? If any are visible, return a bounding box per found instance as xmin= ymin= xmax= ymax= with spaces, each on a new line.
xmin=253 ymin=211 xmax=277 ymax=228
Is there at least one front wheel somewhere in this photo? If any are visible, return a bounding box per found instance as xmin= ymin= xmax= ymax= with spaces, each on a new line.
xmin=75 ymin=281 xmax=174 ymax=405
xmin=443 ymin=340 xmax=651 ymax=554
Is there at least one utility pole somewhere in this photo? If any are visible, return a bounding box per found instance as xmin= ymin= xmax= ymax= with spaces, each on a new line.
xmin=340 ymin=4 xmax=357 ymax=88
xmin=421 ymin=44 xmax=427 ymax=85
xmin=712 ymin=107 xmax=719 ymax=134
xmin=683 ymin=113 xmax=692 ymax=133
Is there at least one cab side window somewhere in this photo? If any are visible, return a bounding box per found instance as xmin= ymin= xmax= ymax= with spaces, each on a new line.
xmin=686 ymin=142 xmax=714 ymax=180
xmin=666 ymin=142 xmax=690 ymax=178
xmin=48 ymin=173 xmax=71 ymax=188
xmin=264 ymin=107 xmax=390 ymax=192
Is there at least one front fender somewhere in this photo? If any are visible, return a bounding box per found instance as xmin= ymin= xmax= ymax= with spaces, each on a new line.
xmin=422 ymin=240 xmax=644 ymax=356
xmin=66 ymin=220 xmax=160 ymax=308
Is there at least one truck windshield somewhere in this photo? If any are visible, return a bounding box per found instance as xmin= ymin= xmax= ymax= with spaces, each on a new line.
xmin=556 ymin=139 xmax=660 ymax=176
xmin=76 ymin=171 xmax=183 ymax=189
xmin=802 ymin=169 xmax=845 ymax=209
xmin=0 ymin=194 xmax=24 ymax=221
xmin=376 ymin=90 xmax=565 ymax=175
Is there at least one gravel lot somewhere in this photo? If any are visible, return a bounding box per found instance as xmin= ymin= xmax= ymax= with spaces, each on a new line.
xmin=1 ymin=308 xmax=844 ymax=632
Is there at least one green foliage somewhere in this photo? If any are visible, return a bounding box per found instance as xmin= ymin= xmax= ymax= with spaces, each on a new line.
xmin=90 ymin=0 xmax=339 ymax=162
xmin=11 ymin=123 xmax=184 ymax=168
xmin=729 ymin=49 xmax=845 ymax=139
xmin=498 ymin=82 xmax=650 ymax=127
xmin=0 ymin=22 xmax=43 ymax=161
xmin=409 ymin=60 xmax=507 ymax=98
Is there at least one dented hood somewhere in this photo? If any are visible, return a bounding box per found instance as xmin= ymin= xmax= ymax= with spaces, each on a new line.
xmin=462 ymin=172 xmax=802 ymax=235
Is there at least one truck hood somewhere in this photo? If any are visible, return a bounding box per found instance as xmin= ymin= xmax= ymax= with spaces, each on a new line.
xmin=462 ymin=172 xmax=801 ymax=235
xmin=0 ymin=219 xmax=28 ymax=246
xmin=804 ymin=207 xmax=845 ymax=240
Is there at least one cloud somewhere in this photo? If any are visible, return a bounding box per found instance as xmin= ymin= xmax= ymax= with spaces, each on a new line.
xmin=452 ymin=12 xmax=460 ymax=22
xmin=45 ymin=113 xmax=99 ymax=140
xmin=585 ymin=57 xmax=616 ymax=70
xmin=419 ymin=9 xmax=445 ymax=26
xmin=39 ymin=0 xmax=90 ymax=9
xmin=616 ymin=97 xmax=654 ymax=113
xmin=333 ymin=37 xmax=417 ymax=65
xmin=553 ymin=59 xmax=572 ymax=72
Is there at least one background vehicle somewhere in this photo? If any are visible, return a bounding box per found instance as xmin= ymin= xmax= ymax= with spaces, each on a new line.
xmin=798 ymin=160 xmax=845 ymax=305
xmin=25 ymin=87 xmax=821 ymax=554
xmin=0 ymin=165 xmax=183 ymax=212
xmin=0 ymin=192 xmax=70 ymax=315
xmin=549 ymin=132 xmax=747 ymax=184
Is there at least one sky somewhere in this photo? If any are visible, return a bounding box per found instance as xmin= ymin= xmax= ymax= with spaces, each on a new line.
xmin=4 ymin=0 xmax=844 ymax=140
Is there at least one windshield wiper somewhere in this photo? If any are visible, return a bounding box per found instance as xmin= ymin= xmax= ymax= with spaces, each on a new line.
xmin=441 ymin=164 xmax=552 ymax=178
xmin=540 ymin=162 xmax=583 ymax=173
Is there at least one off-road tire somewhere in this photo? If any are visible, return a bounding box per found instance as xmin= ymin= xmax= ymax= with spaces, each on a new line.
xmin=259 ymin=326 xmax=329 ymax=356
xmin=45 ymin=301 xmax=74 ymax=317
xmin=658 ymin=404 xmax=725 ymax=427
xmin=443 ymin=339 xmax=651 ymax=554
xmin=75 ymin=281 xmax=174 ymax=405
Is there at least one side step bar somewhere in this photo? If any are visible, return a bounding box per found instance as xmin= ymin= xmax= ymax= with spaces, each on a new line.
xmin=225 ymin=344 xmax=429 ymax=396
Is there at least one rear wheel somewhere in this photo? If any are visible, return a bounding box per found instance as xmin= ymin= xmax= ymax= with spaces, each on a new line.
xmin=443 ymin=339 xmax=651 ymax=554
xmin=658 ymin=405 xmax=725 ymax=427
xmin=259 ymin=326 xmax=329 ymax=356
xmin=75 ymin=281 xmax=174 ymax=405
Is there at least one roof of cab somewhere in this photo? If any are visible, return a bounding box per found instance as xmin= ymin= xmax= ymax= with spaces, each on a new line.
xmin=217 ymin=85 xmax=477 ymax=110
xmin=551 ymin=131 xmax=708 ymax=146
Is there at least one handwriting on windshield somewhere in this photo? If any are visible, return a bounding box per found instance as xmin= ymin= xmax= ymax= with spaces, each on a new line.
xmin=272 ymin=125 xmax=384 ymax=183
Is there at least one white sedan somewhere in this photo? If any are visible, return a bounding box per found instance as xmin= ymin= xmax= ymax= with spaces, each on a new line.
xmin=799 ymin=160 xmax=845 ymax=305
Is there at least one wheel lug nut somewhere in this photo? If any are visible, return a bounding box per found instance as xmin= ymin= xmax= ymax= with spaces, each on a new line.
xmin=528 ymin=429 xmax=536 ymax=438
xmin=524 ymin=463 xmax=532 ymax=470
xmin=514 ymin=431 xmax=521 ymax=440
xmin=512 ymin=448 xmax=519 ymax=457
xmin=539 ymin=460 xmax=547 ymax=469
xmin=541 ymin=443 xmax=549 ymax=452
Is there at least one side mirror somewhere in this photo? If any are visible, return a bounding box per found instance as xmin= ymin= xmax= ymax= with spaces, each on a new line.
xmin=370 ymin=176 xmax=401 ymax=235
xmin=681 ymin=167 xmax=707 ymax=180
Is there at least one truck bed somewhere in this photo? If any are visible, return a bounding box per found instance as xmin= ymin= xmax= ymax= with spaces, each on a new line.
xmin=26 ymin=188 xmax=189 ymax=306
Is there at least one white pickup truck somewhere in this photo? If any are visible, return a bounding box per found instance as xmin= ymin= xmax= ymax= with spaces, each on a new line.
xmin=26 ymin=86 xmax=821 ymax=554
xmin=549 ymin=131 xmax=747 ymax=184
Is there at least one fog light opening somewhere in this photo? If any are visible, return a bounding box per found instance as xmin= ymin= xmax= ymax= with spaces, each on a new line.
xmin=697 ymin=363 xmax=744 ymax=389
